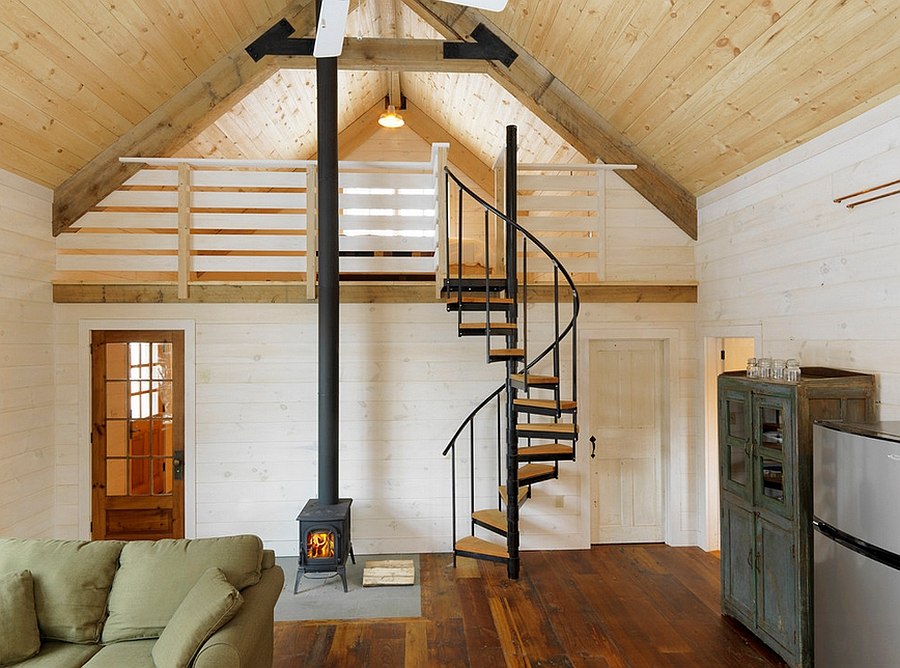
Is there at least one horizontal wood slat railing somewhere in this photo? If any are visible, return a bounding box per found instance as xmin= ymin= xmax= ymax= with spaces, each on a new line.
xmin=55 ymin=152 xmax=446 ymax=299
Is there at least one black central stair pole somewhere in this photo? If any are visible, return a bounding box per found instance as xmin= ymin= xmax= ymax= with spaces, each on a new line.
xmin=504 ymin=124 xmax=520 ymax=580
xmin=316 ymin=0 xmax=340 ymax=508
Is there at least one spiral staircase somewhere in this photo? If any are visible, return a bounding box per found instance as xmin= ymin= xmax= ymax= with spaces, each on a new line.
xmin=441 ymin=126 xmax=580 ymax=579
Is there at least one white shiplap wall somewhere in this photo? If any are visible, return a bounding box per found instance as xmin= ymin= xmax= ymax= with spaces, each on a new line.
xmin=0 ymin=169 xmax=55 ymax=537
xmin=53 ymin=299 xmax=698 ymax=554
xmin=696 ymin=95 xmax=900 ymax=550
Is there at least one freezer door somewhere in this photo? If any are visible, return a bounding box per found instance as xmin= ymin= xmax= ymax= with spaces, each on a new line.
xmin=814 ymin=530 xmax=900 ymax=667
xmin=813 ymin=424 xmax=900 ymax=555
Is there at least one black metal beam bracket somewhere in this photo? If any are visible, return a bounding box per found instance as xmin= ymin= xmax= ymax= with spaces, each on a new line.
xmin=443 ymin=24 xmax=518 ymax=67
xmin=245 ymin=18 xmax=314 ymax=61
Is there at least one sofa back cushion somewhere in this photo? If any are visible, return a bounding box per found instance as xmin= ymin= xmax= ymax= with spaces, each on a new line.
xmin=0 ymin=538 xmax=124 ymax=644
xmin=101 ymin=535 xmax=263 ymax=643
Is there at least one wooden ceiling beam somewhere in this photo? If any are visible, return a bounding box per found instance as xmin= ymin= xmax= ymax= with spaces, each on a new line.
xmin=51 ymin=0 xmax=318 ymax=236
xmin=271 ymin=39 xmax=490 ymax=73
xmin=404 ymin=0 xmax=698 ymax=239
xmin=401 ymin=100 xmax=494 ymax=195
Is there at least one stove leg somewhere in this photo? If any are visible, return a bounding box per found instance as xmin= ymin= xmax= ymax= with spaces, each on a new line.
xmin=293 ymin=565 xmax=304 ymax=594
xmin=338 ymin=564 xmax=348 ymax=592
xmin=349 ymin=542 xmax=356 ymax=565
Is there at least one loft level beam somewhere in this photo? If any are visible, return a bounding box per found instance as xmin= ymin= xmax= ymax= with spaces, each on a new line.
xmin=51 ymin=0 xmax=319 ymax=236
xmin=405 ymin=0 xmax=698 ymax=239
xmin=248 ymin=20 xmax=515 ymax=70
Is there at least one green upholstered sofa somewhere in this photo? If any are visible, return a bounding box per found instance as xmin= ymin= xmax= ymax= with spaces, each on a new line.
xmin=0 ymin=534 xmax=284 ymax=668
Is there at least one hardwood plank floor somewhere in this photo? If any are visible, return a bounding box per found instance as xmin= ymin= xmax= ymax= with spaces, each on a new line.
xmin=274 ymin=544 xmax=787 ymax=667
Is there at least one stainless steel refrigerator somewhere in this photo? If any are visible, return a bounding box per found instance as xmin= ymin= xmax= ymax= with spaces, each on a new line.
xmin=813 ymin=421 xmax=900 ymax=667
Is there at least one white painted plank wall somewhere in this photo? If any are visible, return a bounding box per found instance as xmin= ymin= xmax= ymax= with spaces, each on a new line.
xmin=52 ymin=300 xmax=698 ymax=553
xmin=697 ymin=95 xmax=900 ymax=418
xmin=0 ymin=169 xmax=55 ymax=537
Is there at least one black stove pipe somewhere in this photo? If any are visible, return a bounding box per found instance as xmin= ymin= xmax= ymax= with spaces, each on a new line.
xmin=316 ymin=1 xmax=340 ymax=508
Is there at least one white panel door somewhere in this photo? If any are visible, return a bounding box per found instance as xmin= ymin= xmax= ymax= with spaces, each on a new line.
xmin=590 ymin=339 xmax=664 ymax=543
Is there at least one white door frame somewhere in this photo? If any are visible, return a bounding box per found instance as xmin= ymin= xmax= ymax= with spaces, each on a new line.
xmin=578 ymin=327 xmax=683 ymax=545
xmin=699 ymin=325 xmax=762 ymax=551
xmin=77 ymin=319 xmax=197 ymax=540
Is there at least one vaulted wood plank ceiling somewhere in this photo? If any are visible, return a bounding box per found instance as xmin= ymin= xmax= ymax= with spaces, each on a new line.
xmin=1 ymin=0 xmax=897 ymax=236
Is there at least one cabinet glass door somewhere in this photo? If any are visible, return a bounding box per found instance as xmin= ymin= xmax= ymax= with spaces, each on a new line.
xmin=754 ymin=394 xmax=793 ymax=518
xmin=721 ymin=389 xmax=751 ymax=501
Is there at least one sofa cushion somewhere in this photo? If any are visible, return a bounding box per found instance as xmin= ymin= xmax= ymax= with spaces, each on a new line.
xmin=81 ymin=639 xmax=156 ymax=667
xmin=7 ymin=641 xmax=101 ymax=668
xmin=102 ymin=535 xmax=262 ymax=643
xmin=0 ymin=538 xmax=123 ymax=644
xmin=0 ymin=570 xmax=41 ymax=665
xmin=151 ymin=567 xmax=243 ymax=668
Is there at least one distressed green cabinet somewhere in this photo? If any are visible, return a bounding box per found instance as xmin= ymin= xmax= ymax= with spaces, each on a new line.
xmin=718 ymin=368 xmax=875 ymax=667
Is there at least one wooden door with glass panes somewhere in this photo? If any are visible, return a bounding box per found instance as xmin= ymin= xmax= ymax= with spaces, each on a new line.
xmin=91 ymin=330 xmax=184 ymax=540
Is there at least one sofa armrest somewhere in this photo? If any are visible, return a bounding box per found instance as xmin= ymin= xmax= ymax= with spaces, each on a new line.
xmin=192 ymin=564 xmax=284 ymax=668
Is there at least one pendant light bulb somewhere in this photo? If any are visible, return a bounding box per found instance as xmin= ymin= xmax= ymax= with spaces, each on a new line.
xmin=378 ymin=104 xmax=404 ymax=129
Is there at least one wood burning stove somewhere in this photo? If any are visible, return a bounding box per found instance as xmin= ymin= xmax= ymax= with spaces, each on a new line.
xmin=294 ymin=498 xmax=354 ymax=593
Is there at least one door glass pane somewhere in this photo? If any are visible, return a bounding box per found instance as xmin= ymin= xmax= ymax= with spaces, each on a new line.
xmin=152 ymin=458 xmax=172 ymax=495
xmin=761 ymin=458 xmax=785 ymax=502
xmin=130 ymin=458 xmax=151 ymax=496
xmin=130 ymin=419 xmax=151 ymax=456
xmin=759 ymin=405 xmax=784 ymax=450
xmin=107 ymin=460 xmax=127 ymax=496
xmin=729 ymin=445 xmax=748 ymax=486
xmin=727 ymin=398 xmax=747 ymax=439
xmin=153 ymin=421 xmax=173 ymax=457
xmin=107 ymin=420 xmax=128 ymax=457
xmin=106 ymin=343 xmax=128 ymax=380
xmin=153 ymin=343 xmax=173 ymax=379
xmin=106 ymin=381 xmax=129 ymax=419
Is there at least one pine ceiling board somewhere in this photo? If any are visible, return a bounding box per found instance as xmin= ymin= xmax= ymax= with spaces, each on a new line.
xmin=527 ymin=0 xmax=591 ymax=77
xmin=623 ymin=0 xmax=802 ymax=145
xmin=0 ymin=110 xmax=87 ymax=176
xmin=637 ymin=0 xmax=862 ymax=157
xmin=601 ymin=0 xmax=720 ymax=131
xmin=209 ymin=0 xmax=258 ymax=41
xmin=242 ymin=0 xmax=283 ymax=27
xmin=150 ymin=0 xmax=231 ymax=73
xmin=0 ymin=57 xmax=117 ymax=151
xmin=686 ymin=42 xmax=900 ymax=195
xmin=193 ymin=0 xmax=244 ymax=46
xmin=0 ymin=4 xmax=150 ymax=124
xmin=609 ymin=0 xmax=756 ymax=131
xmin=565 ymin=2 xmax=647 ymax=106
xmin=396 ymin=0 xmax=443 ymax=38
xmin=489 ymin=0 xmax=542 ymax=55
xmin=0 ymin=131 xmax=71 ymax=187
xmin=66 ymin=0 xmax=195 ymax=91
xmin=653 ymin=0 xmax=891 ymax=168
xmin=14 ymin=0 xmax=173 ymax=112
xmin=577 ymin=1 xmax=679 ymax=110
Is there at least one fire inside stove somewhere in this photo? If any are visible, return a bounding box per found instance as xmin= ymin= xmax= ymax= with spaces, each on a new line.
xmin=307 ymin=529 xmax=335 ymax=560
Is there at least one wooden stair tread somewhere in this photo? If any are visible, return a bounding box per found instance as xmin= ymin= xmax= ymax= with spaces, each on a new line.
xmin=518 ymin=443 xmax=575 ymax=458
xmin=514 ymin=398 xmax=577 ymax=412
xmin=498 ymin=486 xmax=529 ymax=505
xmin=510 ymin=373 xmax=559 ymax=387
xmin=448 ymin=296 xmax=513 ymax=305
xmin=518 ymin=463 xmax=555 ymax=483
xmin=455 ymin=536 xmax=508 ymax=560
xmin=459 ymin=322 xmax=516 ymax=331
xmin=472 ymin=509 xmax=506 ymax=533
xmin=517 ymin=422 xmax=578 ymax=435
xmin=490 ymin=348 xmax=525 ymax=357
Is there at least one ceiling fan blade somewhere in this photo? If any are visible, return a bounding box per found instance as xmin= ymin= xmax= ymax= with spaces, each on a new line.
xmin=313 ymin=0 xmax=350 ymax=58
xmin=441 ymin=0 xmax=508 ymax=11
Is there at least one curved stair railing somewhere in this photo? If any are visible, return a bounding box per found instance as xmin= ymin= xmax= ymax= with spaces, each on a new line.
xmin=441 ymin=126 xmax=580 ymax=579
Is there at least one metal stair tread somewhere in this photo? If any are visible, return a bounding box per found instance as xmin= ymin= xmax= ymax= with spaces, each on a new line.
xmin=472 ymin=509 xmax=506 ymax=534
xmin=455 ymin=535 xmax=509 ymax=560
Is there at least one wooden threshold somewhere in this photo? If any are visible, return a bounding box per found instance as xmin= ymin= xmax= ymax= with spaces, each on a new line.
xmin=53 ymin=281 xmax=697 ymax=304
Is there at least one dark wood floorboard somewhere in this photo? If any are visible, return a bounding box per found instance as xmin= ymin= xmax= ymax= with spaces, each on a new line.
xmin=273 ymin=545 xmax=787 ymax=668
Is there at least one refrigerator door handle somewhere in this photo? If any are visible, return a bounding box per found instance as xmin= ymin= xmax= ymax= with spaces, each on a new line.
xmin=814 ymin=516 xmax=900 ymax=572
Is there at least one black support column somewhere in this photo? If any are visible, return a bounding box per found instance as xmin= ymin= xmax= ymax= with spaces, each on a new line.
xmin=316 ymin=0 xmax=340 ymax=508
xmin=504 ymin=124 xmax=520 ymax=580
